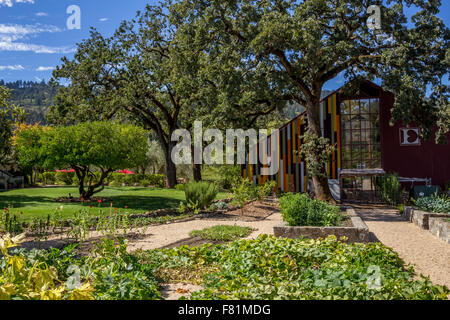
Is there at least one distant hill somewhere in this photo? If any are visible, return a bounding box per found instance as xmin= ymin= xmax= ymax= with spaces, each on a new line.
xmin=0 ymin=80 xmax=58 ymax=124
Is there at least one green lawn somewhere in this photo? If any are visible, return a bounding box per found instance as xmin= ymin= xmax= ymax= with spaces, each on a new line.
xmin=0 ymin=186 xmax=231 ymax=220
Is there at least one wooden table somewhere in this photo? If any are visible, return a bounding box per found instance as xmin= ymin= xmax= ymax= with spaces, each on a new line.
xmin=339 ymin=169 xmax=386 ymax=203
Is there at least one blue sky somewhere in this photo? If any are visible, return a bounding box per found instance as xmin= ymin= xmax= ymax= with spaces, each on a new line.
xmin=0 ymin=0 xmax=449 ymax=91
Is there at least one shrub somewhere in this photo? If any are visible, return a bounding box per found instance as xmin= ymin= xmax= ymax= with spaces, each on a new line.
xmin=413 ymin=194 xmax=450 ymax=214
xmin=231 ymin=179 xmax=275 ymax=211
xmin=184 ymin=181 xmax=219 ymax=211
xmin=56 ymin=171 xmax=75 ymax=186
xmin=257 ymin=180 xmax=276 ymax=199
xmin=378 ymin=174 xmax=402 ymax=205
xmin=41 ymin=172 xmax=56 ymax=185
xmin=210 ymin=201 xmax=228 ymax=211
xmin=218 ymin=165 xmax=241 ymax=190
xmin=189 ymin=225 xmax=253 ymax=241
xmin=175 ymin=183 xmax=185 ymax=191
xmin=231 ymin=178 xmax=258 ymax=210
xmin=106 ymin=173 xmax=165 ymax=187
xmin=279 ymin=193 xmax=341 ymax=226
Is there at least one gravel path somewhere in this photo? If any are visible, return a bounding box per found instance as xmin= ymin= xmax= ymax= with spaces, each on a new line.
xmin=355 ymin=205 xmax=450 ymax=288
xmin=126 ymin=212 xmax=283 ymax=252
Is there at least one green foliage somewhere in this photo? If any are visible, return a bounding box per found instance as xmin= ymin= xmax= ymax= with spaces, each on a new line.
xmin=144 ymin=235 xmax=449 ymax=300
xmin=41 ymin=172 xmax=56 ymax=185
xmin=139 ymin=179 xmax=151 ymax=187
xmin=0 ymin=207 xmax=23 ymax=235
xmin=232 ymin=179 xmax=276 ymax=210
xmin=258 ymin=180 xmax=276 ymax=199
xmin=231 ymin=178 xmax=258 ymax=210
xmin=175 ymin=183 xmax=185 ymax=191
xmin=300 ymin=130 xmax=335 ymax=179
xmin=279 ymin=193 xmax=341 ymax=227
xmin=0 ymin=86 xmax=25 ymax=163
xmin=5 ymin=237 xmax=161 ymax=300
xmin=413 ymin=194 xmax=450 ymax=214
xmin=16 ymin=122 xmax=149 ymax=199
xmin=0 ymin=80 xmax=58 ymax=125
xmin=0 ymin=234 xmax=94 ymax=300
xmin=107 ymin=173 xmax=165 ymax=188
xmin=56 ymin=172 xmax=75 ymax=186
xmin=378 ymin=174 xmax=402 ymax=206
xmin=189 ymin=225 xmax=253 ymax=241
xmin=184 ymin=181 xmax=219 ymax=211
xmin=218 ymin=165 xmax=242 ymax=190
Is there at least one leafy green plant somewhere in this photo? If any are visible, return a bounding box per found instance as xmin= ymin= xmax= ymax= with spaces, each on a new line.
xmin=143 ymin=235 xmax=449 ymax=300
xmin=279 ymin=193 xmax=342 ymax=226
xmin=189 ymin=225 xmax=253 ymax=241
xmin=378 ymin=174 xmax=402 ymax=205
xmin=56 ymin=171 xmax=75 ymax=186
xmin=0 ymin=233 xmax=94 ymax=300
xmin=231 ymin=178 xmax=257 ymax=214
xmin=175 ymin=183 xmax=185 ymax=191
xmin=41 ymin=172 xmax=56 ymax=185
xmin=257 ymin=180 xmax=276 ymax=200
xmin=413 ymin=194 xmax=450 ymax=214
xmin=218 ymin=165 xmax=242 ymax=190
xmin=184 ymin=181 xmax=219 ymax=211
xmin=0 ymin=207 xmax=23 ymax=235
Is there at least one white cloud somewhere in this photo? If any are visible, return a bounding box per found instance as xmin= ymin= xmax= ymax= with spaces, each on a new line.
xmin=36 ymin=12 xmax=48 ymax=17
xmin=0 ymin=41 xmax=75 ymax=53
xmin=0 ymin=0 xmax=34 ymax=7
xmin=99 ymin=18 xmax=109 ymax=22
xmin=36 ymin=66 xmax=54 ymax=71
xmin=0 ymin=23 xmax=73 ymax=54
xmin=0 ymin=64 xmax=24 ymax=70
xmin=0 ymin=24 xmax=61 ymax=39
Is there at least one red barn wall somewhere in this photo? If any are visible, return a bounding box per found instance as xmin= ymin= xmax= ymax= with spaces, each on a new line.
xmin=380 ymin=91 xmax=450 ymax=189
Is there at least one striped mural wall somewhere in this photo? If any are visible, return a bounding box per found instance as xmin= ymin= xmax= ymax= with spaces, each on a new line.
xmin=242 ymin=92 xmax=341 ymax=193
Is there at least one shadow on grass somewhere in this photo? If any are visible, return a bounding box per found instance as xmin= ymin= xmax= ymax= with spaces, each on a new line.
xmin=95 ymin=195 xmax=181 ymax=211
xmin=0 ymin=194 xmax=182 ymax=212
xmin=0 ymin=195 xmax=56 ymax=209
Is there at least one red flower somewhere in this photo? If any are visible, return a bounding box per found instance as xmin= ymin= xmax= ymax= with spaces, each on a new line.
xmin=89 ymin=205 xmax=93 ymax=208
xmin=20 ymin=211 xmax=23 ymax=215
xmin=124 ymin=206 xmax=128 ymax=209
xmin=98 ymin=200 xmax=102 ymax=203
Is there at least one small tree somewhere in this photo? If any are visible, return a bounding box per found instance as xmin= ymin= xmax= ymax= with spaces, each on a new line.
xmin=16 ymin=122 xmax=148 ymax=200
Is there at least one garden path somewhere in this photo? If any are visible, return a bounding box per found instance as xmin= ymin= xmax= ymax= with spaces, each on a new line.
xmin=354 ymin=204 xmax=450 ymax=288
xmin=126 ymin=212 xmax=283 ymax=252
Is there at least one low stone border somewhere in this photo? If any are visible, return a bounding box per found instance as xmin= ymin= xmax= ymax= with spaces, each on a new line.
xmin=273 ymin=208 xmax=370 ymax=243
xmin=402 ymin=206 xmax=449 ymax=230
xmin=428 ymin=217 xmax=450 ymax=244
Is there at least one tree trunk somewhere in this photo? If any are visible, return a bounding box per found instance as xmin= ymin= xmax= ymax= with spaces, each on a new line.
xmin=163 ymin=140 xmax=177 ymax=188
xmin=191 ymin=145 xmax=202 ymax=181
xmin=305 ymin=99 xmax=335 ymax=203
xmin=193 ymin=163 xmax=202 ymax=182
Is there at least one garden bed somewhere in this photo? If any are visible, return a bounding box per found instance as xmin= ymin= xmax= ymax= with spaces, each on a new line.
xmin=402 ymin=206 xmax=449 ymax=230
xmin=274 ymin=208 xmax=370 ymax=243
xmin=428 ymin=217 xmax=450 ymax=244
